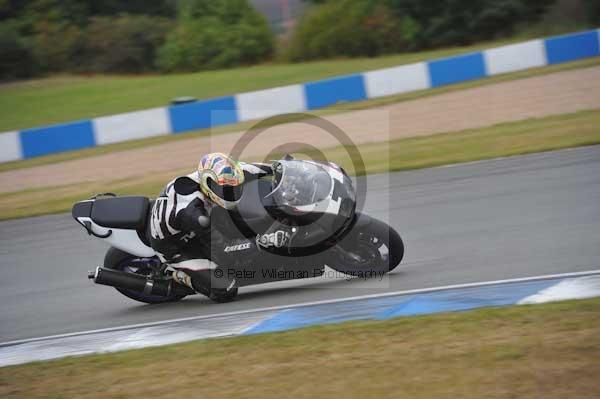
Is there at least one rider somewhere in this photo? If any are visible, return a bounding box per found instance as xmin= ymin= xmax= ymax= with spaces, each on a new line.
xmin=149 ymin=152 xmax=274 ymax=302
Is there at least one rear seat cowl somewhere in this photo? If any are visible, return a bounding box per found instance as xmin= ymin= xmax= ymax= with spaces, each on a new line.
xmin=91 ymin=196 xmax=150 ymax=230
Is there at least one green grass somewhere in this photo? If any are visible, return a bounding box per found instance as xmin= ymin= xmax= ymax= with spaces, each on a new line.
xmin=0 ymin=56 xmax=598 ymax=174
xmin=324 ymin=109 xmax=600 ymax=175
xmin=0 ymin=34 xmax=588 ymax=133
xmin=1 ymin=109 xmax=598 ymax=221
xmin=1 ymin=297 xmax=599 ymax=398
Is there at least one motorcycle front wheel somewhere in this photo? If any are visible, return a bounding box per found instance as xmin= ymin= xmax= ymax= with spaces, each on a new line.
xmin=327 ymin=213 xmax=404 ymax=277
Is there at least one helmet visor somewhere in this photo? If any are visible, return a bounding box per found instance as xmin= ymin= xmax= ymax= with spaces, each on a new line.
xmin=207 ymin=178 xmax=243 ymax=202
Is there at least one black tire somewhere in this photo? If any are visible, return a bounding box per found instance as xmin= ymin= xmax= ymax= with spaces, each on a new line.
xmin=104 ymin=247 xmax=187 ymax=304
xmin=209 ymin=287 xmax=239 ymax=303
xmin=327 ymin=214 xmax=404 ymax=277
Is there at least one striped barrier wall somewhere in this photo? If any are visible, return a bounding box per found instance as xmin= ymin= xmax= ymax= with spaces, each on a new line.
xmin=1 ymin=270 xmax=599 ymax=367
xmin=1 ymin=29 xmax=599 ymax=164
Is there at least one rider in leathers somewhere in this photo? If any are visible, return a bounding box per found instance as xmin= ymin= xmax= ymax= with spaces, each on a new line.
xmin=149 ymin=152 xmax=281 ymax=302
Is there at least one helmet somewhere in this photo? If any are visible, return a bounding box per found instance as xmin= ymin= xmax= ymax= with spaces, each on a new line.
xmin=197 ymin=153 xmax=245 ymax=209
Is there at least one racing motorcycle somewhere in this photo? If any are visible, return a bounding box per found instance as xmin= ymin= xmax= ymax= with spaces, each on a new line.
xmin=72 ymin=159 xmax=404 ymax=304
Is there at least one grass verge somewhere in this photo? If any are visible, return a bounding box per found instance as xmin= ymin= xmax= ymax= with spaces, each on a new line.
xmin=1 ymin=57 xmax=598 ymax=174
xmin=1 ymin=109 xmax=599 ymax=221
xmin=0 ymin=35 xmax=573 ymax=133
xmin=1 ymin=297 xmax=599 ymax=398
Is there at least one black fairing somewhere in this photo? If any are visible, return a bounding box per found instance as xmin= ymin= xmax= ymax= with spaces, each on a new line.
xmin=233 ymin=178 xmax=278 ymax=234
xmin=232 ymin=178 xmax=355 ymax=256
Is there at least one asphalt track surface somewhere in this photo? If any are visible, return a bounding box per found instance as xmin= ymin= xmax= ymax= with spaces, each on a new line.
xmin=1 ymin=146 xmax=599 ymax=342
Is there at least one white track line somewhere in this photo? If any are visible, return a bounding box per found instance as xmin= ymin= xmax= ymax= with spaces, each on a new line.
xmin=2 ymin=269 xmax=599 ymax=348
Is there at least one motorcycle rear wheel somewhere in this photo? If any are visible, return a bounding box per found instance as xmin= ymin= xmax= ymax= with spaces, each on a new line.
xmin=104 ymin=247 xmax=187 ymax=304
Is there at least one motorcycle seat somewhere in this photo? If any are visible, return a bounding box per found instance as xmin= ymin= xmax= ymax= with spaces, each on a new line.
xmin=91 ymin=196 xmax=150 ymax=230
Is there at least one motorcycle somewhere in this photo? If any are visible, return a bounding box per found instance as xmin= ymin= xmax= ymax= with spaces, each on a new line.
xmin=72 ymin=159 xmax=404 ymax=304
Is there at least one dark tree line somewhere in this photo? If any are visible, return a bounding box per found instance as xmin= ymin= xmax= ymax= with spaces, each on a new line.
xmin=0 ymin=0 xmax=273 ymax=79
xmin=289 ymin=0 xmax=598 ymax=61
xmin=1 ymin=0 xmax=598 ymax=79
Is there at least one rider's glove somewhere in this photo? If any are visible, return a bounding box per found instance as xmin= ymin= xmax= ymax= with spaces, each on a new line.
xmin=178 ymin=198 xmax=210 ymax=235
xmin=256 ymin=221 xmax=296 ymax=252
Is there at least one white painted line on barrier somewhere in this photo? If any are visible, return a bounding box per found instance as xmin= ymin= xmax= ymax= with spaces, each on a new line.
xmin=2 ymin=269 xmax=599 ymax=348
xmin=484 ymin=39 xmax=547 ymax=76
xmin=236 ymin=85 xmax=306 ymax=122
xmin=364 ymin=62 xmax=430 ymax=98
xmin=0 ymin=131 xmax=22 ymax=163
xmin=93 ymin=107 xmax=171 ymax=145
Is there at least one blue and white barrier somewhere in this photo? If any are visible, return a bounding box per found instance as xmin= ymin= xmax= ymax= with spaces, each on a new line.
xmin=1 ymin=29 xmax=599 ymax=164
xmin=93 ymin=107 xmax=171 ymax=145
xmin=1 ymin=270 xmax=599 ymax=367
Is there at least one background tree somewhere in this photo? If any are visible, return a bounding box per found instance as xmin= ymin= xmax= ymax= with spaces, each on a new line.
xmin=0 ymin=22 xmax=36 ymax=78
xmin=289 ymin=0 xmax=557 ymax=60
xmin=82 ymin=15 xmax=172 ymax=73
xmin=157 ymin=0 xmax=274 ymax=72
xmin=288 ymin=0 xmax=404 ymax=61
xmin=583 ymin=0 xmax=600 ymax=24
xmin=387 ymin=0 xmax=555 ymax=48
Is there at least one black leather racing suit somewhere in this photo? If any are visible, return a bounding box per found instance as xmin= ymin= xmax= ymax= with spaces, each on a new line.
xmin=149 ymin=163 xmax=273 ymax=296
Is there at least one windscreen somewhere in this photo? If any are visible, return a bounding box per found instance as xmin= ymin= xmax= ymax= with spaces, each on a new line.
xmin=268 ymin=161 xmax=332 ymax=207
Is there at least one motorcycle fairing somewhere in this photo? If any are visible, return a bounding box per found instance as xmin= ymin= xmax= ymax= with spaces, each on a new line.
xmin=72 ymin=198 xmax=155 ymax=257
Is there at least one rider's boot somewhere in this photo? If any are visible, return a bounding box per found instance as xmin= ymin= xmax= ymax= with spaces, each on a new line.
xmin=172 ymin=269 xmax=200 ymax=292
xmin=172 ymin=267 xmax=237 ymax=302
xmin=208 ymin=273 xmax=238 ymax=303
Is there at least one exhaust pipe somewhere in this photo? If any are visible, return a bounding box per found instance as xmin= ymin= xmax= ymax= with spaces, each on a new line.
xmin=89 ymin=266 xmax=195 ymax=297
